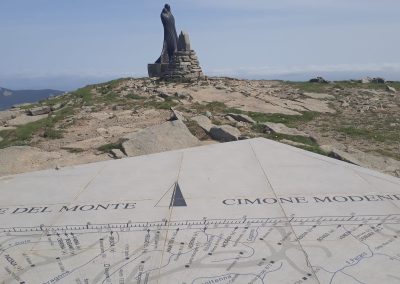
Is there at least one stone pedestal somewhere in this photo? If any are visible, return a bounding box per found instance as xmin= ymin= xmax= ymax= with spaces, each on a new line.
xmin=162 ymin=32 xmax=204 ymax=81
xmin=147 ymin=63 xmax=169 ymax=78
xmin=163 ymin=50 xmax=204 ymax=81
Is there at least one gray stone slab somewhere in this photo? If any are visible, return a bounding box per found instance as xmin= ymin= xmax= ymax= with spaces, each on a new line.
xmin=122 ymin=120 xmax=200 ymax=156
xmin=0 ymin=138 xmax=399 ymax=283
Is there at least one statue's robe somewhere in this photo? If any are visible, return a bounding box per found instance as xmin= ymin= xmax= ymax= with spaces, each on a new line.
xmin=155 ymin=7 xmax=178 ymax=64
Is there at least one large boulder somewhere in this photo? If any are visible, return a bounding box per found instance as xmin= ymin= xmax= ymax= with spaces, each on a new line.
xmin=209 ymin=125 xmax=241 ymax=142
xmin=122 ymin=120 xmax=200 ymax=157
xmin=263 ymin=122 xmax=311 ymax=138
xmin=191 ymin=115 xmax=213 ymax=133
xmin=28 ymin=106 xmax=51 ymax=116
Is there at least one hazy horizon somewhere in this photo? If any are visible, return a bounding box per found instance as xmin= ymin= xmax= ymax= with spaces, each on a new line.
xmin=1 ymin=0 xmax=399 ymax=90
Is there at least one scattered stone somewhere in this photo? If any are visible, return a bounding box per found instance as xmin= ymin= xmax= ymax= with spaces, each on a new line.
xmin=309 ymin=77 xmax=329 ymax=83
xmin=91 ymin=112 xmax=115 ymax=120
xmin=386 ymin=85 xmax=397 ymax=93
xmin=110 ymin=149 xmax=126 ymax=159
xmin=191 ymin=115 xmax=213 ymax=133
xmin=302 ymin=92 xmax=335 ymax=100
xmin=156 ymin=89 xmax=173 ymax=99
xmin=28 ymin=106 xmax=51 ymax=116
xmin=205 ymin=111 xmax=212 ymax=118
xmin=174 ymin=91 xmax=192 ymax=100
xmin=263 ymin=122 xmax=311 ymax=138
xmin=122 ymin=120 xmax=200 ymax=157
xmin=209 ymin=125 xmax=241 ymax=142
xmin=51 ymin=103 xmax=64 ymax=111
xmin=169 ymin=108 xmax=186 ymax=122
xmin=0 ymin=126 xmax=16 ymax=131
xmin=341 ymin=101 xmax=350 ymax=108
xmin=226 ymin=113 xmax=255 ymax=124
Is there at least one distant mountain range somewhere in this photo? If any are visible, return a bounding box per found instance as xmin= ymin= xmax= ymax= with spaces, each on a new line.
xmin=0 ymin=87 xmax=64 ymax=110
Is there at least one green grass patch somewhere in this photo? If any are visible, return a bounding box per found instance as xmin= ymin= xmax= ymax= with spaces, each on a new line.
xmin=0 ymin=106 xmax=74 ymax=149
xmin=72 ymin=86 xmax=93 ymax=105
xmin=97 ymin=140 xmax=126 ymax=154
xmin=191 ymin=101 xmax=230 ymax=114
xmin=339 ymin=126 xmax=400 ymax=142
xmin=144 ymin=98 xmax=178 ymax=110
xmin=285 ymin=80 xmax=400 ymax=93
xmin=127 ymin=93 xmax=145 ymax=100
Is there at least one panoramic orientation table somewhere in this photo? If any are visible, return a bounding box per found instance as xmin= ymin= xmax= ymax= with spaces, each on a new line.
xmin=0 ymin=138 xmax=399 ymax=283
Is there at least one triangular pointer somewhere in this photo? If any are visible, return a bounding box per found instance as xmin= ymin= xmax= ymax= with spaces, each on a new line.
xmin=170 ymin=183 xmax=187 ymax=207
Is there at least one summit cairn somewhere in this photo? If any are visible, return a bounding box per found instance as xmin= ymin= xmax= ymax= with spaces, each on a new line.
xmin=148 ymin=4 xmax=204 ymax=81
xmin=164 ymin=31 xmax=204 ymax=80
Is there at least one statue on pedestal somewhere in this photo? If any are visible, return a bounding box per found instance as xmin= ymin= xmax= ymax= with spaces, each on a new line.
xmin=155 ymin=4 xmax=178 ymax=64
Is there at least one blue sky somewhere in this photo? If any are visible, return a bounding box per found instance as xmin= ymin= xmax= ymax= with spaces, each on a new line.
xmin=0 ymin=0 xmax=399 ymax=90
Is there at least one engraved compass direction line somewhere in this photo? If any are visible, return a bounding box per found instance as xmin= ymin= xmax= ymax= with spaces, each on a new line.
xmin=0 ymin=214 xmax=399 ymax=235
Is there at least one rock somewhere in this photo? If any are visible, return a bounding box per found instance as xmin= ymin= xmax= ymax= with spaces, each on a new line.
xmin=63 ymin=137 xmax=107 ymax=151
xmin=0 ymin=110 xmax=22 ymax=123
xmin=263 ymin=122 xmax=311 ymax=138
xmin=169 ymin=108 xmax=186 ymax=122
xmin=177 ymin=31 xmax=191 ymax=51
xmin=226 ymin=113 xmax=255 ymax=124
xmin=0 ymin=126 xmax=16 ymax=131
xmin=309 ymin=77 xmax=329 ymax=83
xmin=0 ymin=136 xmax=3 ymax=142
xmin=0 ymin=146 xmax=61 ymax=176
xmin=28 ymin=106 xmax=51 ymax=116
xmin=122 ymin=120 xmax=200 ymax=157
xmin=205 ymin=111 xmax=212 ymax=118
xmin=51 ymin=103 xmax=64 ymax=111
xmin=302 ymin=92 xmax=335 ymax=100
xmin=341 ymin=101 xmax=350 ymax=108
xmin=280 ymin=139 xmax=309 ymax=148
xmin=110 ymin=149 xmax=125 ymax=159
xmin=209 ymin=125 xmax=241 ymax=142
xmin=321 ymin=146 xmax=362 ymax=166
xmin=156 ymin=89 xmax=173 ymax=98
xmin=96 ymin=128 xmax=108 ymax=137
xmin=386 ymin=85 xmax=397 ymax=93
xmin=191 ymin=115 xmax=213 ymax=133
xmin=174 ymin=91 xmax=192 ymax=100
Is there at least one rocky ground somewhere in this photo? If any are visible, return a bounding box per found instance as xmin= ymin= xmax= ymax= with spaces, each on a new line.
xmin=0 ymin=77 xmax=399 ymax=177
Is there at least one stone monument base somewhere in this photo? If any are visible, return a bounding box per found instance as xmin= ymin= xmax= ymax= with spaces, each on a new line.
xmin=148 ymin=63 xmax=169 ymax=78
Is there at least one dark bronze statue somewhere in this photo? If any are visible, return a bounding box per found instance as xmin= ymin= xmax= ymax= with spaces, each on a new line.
xmin=155 ymin=4 xmax=178 ymax=64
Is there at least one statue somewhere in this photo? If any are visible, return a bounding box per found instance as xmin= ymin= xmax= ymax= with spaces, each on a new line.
xmin=148 ymin=4 xmax=204 ymax=80
xmin=155 ymin=4 xmax=178 ymax=64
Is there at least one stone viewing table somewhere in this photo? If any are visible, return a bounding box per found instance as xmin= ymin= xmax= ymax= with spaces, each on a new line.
xmin=1 ymin=138 xmax=400 ymax=283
